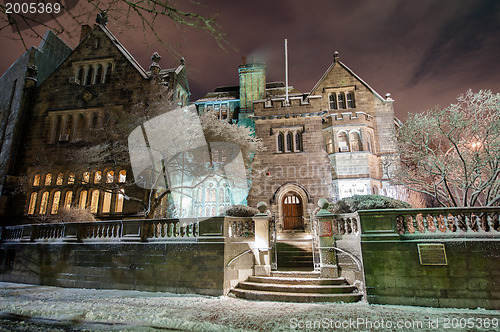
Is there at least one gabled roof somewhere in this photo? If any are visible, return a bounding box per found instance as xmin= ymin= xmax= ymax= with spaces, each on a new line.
xmin=310 ymin=59 xmax=386 ymax=102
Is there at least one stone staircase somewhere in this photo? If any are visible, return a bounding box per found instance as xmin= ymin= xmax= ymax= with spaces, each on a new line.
xmin=230 ymin=271 xmax=363 ymax=303
xmin=276 ymin=240 xmax=314 ymax=270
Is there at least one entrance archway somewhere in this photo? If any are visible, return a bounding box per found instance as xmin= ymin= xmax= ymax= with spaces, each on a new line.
xmin=282 ymin=192 xmax=303 ymax=230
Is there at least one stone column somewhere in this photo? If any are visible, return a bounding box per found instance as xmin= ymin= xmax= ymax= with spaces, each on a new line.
xmin=252 ymin=201 xmax=271 ymax=276
xmin=316 ymin=198 xmax=339 ymax=278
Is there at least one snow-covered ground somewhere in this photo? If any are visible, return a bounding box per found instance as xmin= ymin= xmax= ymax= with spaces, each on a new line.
xmin=1 ymin=282 xmax=499 ymax=331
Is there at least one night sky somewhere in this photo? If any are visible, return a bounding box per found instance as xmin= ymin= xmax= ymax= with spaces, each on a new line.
xmin=1 ymin=0 xmax=500 ymax=120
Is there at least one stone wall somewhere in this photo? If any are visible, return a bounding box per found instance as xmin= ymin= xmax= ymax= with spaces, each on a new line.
xmin=358 ymin=208 xmax=500 ymax=309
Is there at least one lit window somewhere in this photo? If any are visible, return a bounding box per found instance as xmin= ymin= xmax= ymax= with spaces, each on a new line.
xmin=118 ymin=170 xmax=126 ymax=183
xmin=51 ymin=191 xmax=61 ymax=214
xmin=94 ymin=171 xmax=102 ymax=184
xmin=82 ymin=171 xmax=90 ymax=184
xmin=115 ymin=190 xmax=124 ymax=213
xmin=44 ymin=174 xmax=52 ymax=186
xmin=68 ymin=172 xmax=75 ymax=184
xmin=39 ymin=192 xmax=49 ymax=214
xmin=79 ymin=190 xmax=87 ymax=208
xmin=28 ymin=192 xmax=37 ymax=214
xmin=56 ymin=173 xmax=64 ymax=186
xmin=106 ymin=170 xmax=114 ymax=183
xmin=64 ymin=191 xmax=73 ymax=209
xmin=102 ymin=192 xmax=112 ymax=213
xmin=90 ymin=189 xmax=99 ymax=213
xmin=33 ymin=174 xmax=41 ymax=186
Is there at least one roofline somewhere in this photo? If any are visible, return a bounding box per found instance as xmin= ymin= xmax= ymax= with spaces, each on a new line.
xmin=310 ymin=60 xmax=386 ymax=102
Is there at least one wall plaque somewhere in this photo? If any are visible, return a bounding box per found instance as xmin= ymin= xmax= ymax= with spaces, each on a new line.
xmin=417 ymin=243 xmax=447 ymax=265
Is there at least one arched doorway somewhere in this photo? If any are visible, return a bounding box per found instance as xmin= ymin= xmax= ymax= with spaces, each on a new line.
xmin=282 ymin=192 xmax=303 ymax=230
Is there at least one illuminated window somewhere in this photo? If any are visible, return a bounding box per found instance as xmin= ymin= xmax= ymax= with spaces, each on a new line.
xmin=56 ymin=173 xmax=64 ymax=186
xmin=115 ymin=190 xmax=124 ymax=213
xmin=79 ymin=190 xmax=87 ymax=208
xmin=90 ymin=189 xmax=99 ymax=213
xmin=118 ymin=170 xmax=126 ymax=183
xmin=33 ymin=174 xmax=41 ymax=186
xmin=102 ymin=192 xmax=112 ymax=213
xmin=39 ymin=192 xmax=49 ymax=214
xmin=51 ymin=191 xmax=61 ymax=214
xmin=28 ymin=192 xmax=37 ymax=214
xmin=106 ymin=170 xmax=114 ymax=183
xmin=68 ymin=172 xmax=75 ymax=184
xmin=82 ymin=171 xmax=90 ymax=184
xmin=94 ymin=171 xmax=102 ymax=184
xmin=64 ymin=191 xmax=73 ymax=209
xmin=44 ymin=173 xmax=52 ymax=186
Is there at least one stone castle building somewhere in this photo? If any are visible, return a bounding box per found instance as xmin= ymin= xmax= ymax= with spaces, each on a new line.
xmin=0 ymin=18 xmax=189 ymax=223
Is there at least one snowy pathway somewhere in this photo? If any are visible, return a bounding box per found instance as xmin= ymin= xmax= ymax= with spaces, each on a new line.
xmin=1 ymin=282 xmax=499 ymax=331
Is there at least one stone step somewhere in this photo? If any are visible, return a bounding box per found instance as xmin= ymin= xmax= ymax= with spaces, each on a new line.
xmin=271 ymin=271 xmax=321 ymax=278
xmin=231 ymin=288 xmax=363 ymax=303
xmin=249 ymin=275 xmax=347 ymax=285
xmin=238 ymin=282 xmax=357 ymax=294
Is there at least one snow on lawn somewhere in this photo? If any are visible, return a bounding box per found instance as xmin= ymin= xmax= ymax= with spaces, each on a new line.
xmin=1 ymin=282 xmax=499 ymax=331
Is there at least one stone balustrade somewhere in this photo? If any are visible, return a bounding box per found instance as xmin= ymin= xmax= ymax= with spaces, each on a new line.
xmin=228 ymin=219 xmax=255 ymax=240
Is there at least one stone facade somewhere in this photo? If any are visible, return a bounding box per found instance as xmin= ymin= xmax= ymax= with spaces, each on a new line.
xmin=0 ymin=22 xmax=189 ymax=223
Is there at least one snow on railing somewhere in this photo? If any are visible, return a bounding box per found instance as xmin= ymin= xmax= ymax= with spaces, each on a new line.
xmin=1 ymin=218 xmax=204 ymax=243
xmin=391 ymin=207 xmax=500 ymax=235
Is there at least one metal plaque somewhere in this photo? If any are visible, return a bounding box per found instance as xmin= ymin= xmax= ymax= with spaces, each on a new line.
xmin=417 ymin=243 xmax=447 ymax=265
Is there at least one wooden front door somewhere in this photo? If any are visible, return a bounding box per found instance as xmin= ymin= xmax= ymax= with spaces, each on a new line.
xmin=282 ymin=193 xmax=303 ymax=230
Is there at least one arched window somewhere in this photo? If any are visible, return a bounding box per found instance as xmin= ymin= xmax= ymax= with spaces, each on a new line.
xmin=79 ymin=190 xmax=88 ymax=208
xmin=94 ymin=64 xmax=103 ymax=84
xmin=346 ymin=92 xmax=355 ymax=108
xmin=65 ymin=114 xmax=73 ymax=140
xmin=115 ymin=190 xmax=124 ymax=213
xmin=338 ymin=132 xmax=349 ymax=152
xmin=89 ymin=112 xmax=98 ymax=128
xmin=28 ymin=192 xmax=37 ymax=214
xmin=76 ymin=66 xmax=84 ymax=83
xmin=39 ymin=192 xmax=49 ymax=214
xmin=56 ymin=173 xmax=64 ymax=185
xmin=84 ymin=66 xmax=93 ymax=85
xmin=44 ymin=173 xmax=52 ymax=186
xmin=277 ymin=132 xmax=284 ymax=153
xmin=102 ymin=192 xmax=112 ymax=213
xmin=350 ymin=132 xmax=362 ymax=152
xmin=326 ymin=137 xmax=334 ymax=154
xmin=329 ymin=94 xmax=337 ymax=110
xmin=64 ymin=191 xmax=73 ymax=209
xmin=372 ymin=186 xmax=379 ymax=195
xmin=103 ymin=63 xmax=112 ymax=83
xmin=286 ymin=132 xmax=293 ymax=152
xmin=94 ymin=171 xmax=102 ymax=184
xmin=90 ymin=189 xmax=100 ymax=213
xmin=33 ymin=174 xmax=41 ymax=186
xmin=337 ymin=92 xmax=346 ymax=109
xmin=106 ymin=170 xmax=114 ymax=183
xmin=82 ymin=171 xmax=90 ymax=184
xmin=74 ymin=113 xmax=85 ymax=140
xmin=68 ymin=172 xmax=75 ymax=184
xmin=118 ymin=170 xmax=127 ymax=183
xmin=366 ymin=131 xmax=373 ymax=153
xmin=294 ymin=132 xmax=302 ymax=152
xmin=51 ymin=115 xmax=61 ymax=143
xmin=51 ymin=191 xmax=61 ymax=214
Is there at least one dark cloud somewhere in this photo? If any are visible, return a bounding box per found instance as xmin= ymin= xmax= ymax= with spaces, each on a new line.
xmin=1 ymin=0 xmax=499 ymax=120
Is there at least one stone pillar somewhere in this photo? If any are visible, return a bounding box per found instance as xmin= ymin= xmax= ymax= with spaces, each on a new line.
xmin=252 ymin=201 xmax=271 ymax=276
xmin=316 ymin=198 xmax=339 ymax=278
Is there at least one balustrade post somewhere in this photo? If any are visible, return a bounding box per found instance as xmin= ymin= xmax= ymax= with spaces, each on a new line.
xmin=316 ymin=199 xmax=339 ymax=278
xmin=121 ymin=220 xmax=146 ymax=242
xmin=252 ymin=202 xmax=271 ymax=276
xmin=63 ymin=223 xmax=80 ymax=242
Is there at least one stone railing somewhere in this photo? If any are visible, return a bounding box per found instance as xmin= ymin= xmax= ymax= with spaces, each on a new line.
xmin=332 ymin=214 xmax=359 ymax=235
xmin=227 ymin=218 xmax=255 ymax=240
xmin=358 ymin=207 xmax=500 ymax=239
xmin=0 ymin=217 xmax=216 ymax=243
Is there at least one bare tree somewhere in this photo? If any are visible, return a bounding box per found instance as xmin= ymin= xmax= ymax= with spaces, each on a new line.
xmin=388 ymin=90 xmax=500 ymax=207
xmin=1 ymin=0 xmax=228 ymax=54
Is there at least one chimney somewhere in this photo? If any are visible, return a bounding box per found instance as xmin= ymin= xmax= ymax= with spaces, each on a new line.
xmin=242 ymin=56 xmax=246 ymax=65
xmin=80 ymin=25 xmax=92 ymax=42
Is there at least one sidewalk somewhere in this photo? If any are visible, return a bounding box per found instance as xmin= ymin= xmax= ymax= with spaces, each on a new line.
xmin=1 ymin=282 xmax=499 ymax=331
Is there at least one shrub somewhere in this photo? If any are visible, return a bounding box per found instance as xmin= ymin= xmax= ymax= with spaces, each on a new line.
xmin=33 ymin=206 xmax=96 ymax=224
xmin=222 ymin=205 xmax=259 ymax=217
xmin=333 ymin=195 xmax=411 ymax=213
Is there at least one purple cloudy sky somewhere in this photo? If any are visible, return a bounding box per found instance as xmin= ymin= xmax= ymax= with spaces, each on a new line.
xmin=1 ymin=0 xmax=499 ymax=120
